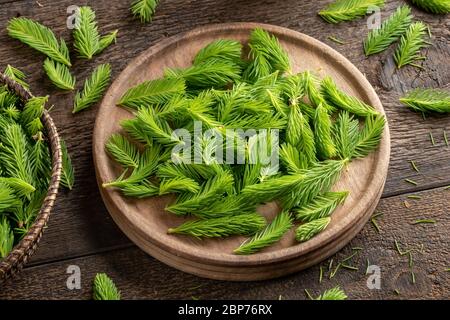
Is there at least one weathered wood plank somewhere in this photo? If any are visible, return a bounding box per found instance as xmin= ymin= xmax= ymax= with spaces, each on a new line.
xmin=0 ymin=186 xmax=448 ymax=299
xmin=0 ymin=0 xmax=448 ymax=294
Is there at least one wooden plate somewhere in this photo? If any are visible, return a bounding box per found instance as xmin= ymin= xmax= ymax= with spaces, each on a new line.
xmin=93 ymin=23 xmax=390 ymax=281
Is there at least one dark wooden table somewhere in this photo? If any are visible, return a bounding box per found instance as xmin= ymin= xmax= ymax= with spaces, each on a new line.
xmin=0 ymin=0 xmax=448 ymax=300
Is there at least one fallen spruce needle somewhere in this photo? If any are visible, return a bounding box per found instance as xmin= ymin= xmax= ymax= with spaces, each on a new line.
xmin=411 ymin=219 xmax=436 ymax=225
xmin=409 ymin=160 xmax=419 ymax=172
xmin=429 ymin=132 xmax=436 ymax=146
xmin=328 ymin=36 xmax=345 ymax=45
xmin=405 ymin=178 xmax=418 ymax=186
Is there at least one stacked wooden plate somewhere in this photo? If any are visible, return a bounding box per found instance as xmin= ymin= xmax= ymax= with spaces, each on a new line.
xmin=93 ymin=23 xmax=390 ymax=281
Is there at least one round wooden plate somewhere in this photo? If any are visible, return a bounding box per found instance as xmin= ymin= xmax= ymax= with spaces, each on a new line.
xmin=93 ymin=23 xmax=390 ymax=281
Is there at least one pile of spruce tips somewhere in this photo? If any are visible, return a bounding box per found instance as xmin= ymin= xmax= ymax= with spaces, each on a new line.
xmin=0 ymin=67 xmax=50 ymax=259
xmin=103 ymin=28 xmax=385 ymax=255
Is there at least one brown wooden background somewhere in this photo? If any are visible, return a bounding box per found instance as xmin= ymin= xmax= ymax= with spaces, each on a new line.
xmin=0 ymin=0 xmax=448 ymax=299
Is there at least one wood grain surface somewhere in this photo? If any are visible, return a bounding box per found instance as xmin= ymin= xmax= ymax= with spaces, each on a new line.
xmin=0 ymin=0 xmax=448 ymax=298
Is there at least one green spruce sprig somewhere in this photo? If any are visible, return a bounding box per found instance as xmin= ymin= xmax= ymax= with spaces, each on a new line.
xmin=43 ymin=58 xmax=76 ymax=91
xmin=168 ymin=213 xmax=266 ymax=238
xmin=131 ymin=0 xmax=159 ymax=23
xmin=159 ymin=177 xmax=200 ymax=195
xmin=394 ymin=22 xmax=430 ymax=69
xmin=0 ymin=217 xmax=14 ymax=258
xmin=411 ymin=0 xmax=450 ymax=14
xmin=73 ymin=63 xmax=111 ymax=113
xmin=315 ymin=286 xmax=348 ymax=300
xmin=0 ymin=123 xmax=35 ymax=187
xmin=7 ymin=17 xmax=71 ymax=66
xmin=301 ymin=71 xmax=335 ymax=112
xmin=20 ymin=96 xmax=46 ymax=136
xmin=364 ymin=5 xmax=413 ymax=56
xmin=121 ymin=181 xmax=159 ymax=198
xmin=319 ymin=0 xmax=386 ymax=24
xmin=281 ymin=159 xmax=347 ymax=209
xmin=72 ymin=6 xmax=118 ymax=59
xmin=166 ymin=172 xmax=234 ymax=215
xmin=103 ymin=144 xmax=163 ymax=190
xmin=296 ymin=217 xmax=331 ymax=242
xmin=30 ymin=132 xmax=51 ymax=188
xmin=243 ymin=28 xmax=290 ymax=82
xmin=93 ymin=273 xmax=121 ymax=300
xmin=294 ymin=191 xmax=348 ymax=222
xmin=73 ymin=6 xmax=100 ymax=59
xmin=400 ymin=88 xmax=450 ymax=113
xmin=106 ymin=134 xmax=140 ymax=168
xmin=3 ymin=65 xmax=29 ymax=90
xmin=321 ymin=76 xmax=379 ymax=116
xmin=353 ymin=114 xmax=385 ymax=158
xmin=285 ymin=103 xmax=316 ymax=166
xmin=234 ymin=210 xmax=293 ymax=255
xmin=280 ymin=143 xmax=308 ymax=172
xmin=60 ymin=139 xmax=75 ymax=190
xmin=194 ymin=39 xmax=243 ymax=66
xmin=0 ymin=183 xmax=20 ymax=212
xmin=96 ymin=30 xmax=118 ymax=55
xmin=166 ymin=59 xmax=241 ymax=89
xmin=0 ymin=177 xmax=35 ymax=198
xmin=333 ymin=111 xmax=360 ymax=159
xmin=118 ymin=78 xmax=186 ymax=110
xmin=313 ymin=103 xmax=337 ymax=159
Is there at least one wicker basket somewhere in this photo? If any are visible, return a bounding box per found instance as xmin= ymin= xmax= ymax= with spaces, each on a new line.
xmin=0 ymin=72 xmax=62 ymax=284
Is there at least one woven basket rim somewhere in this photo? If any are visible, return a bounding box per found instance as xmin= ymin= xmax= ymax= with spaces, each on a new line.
xmin=0 ymin=72 xmax=62 ymax=285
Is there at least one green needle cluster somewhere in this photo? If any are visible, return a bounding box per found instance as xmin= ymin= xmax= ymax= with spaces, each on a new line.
xmin=131 ymin=0 xmax=160 ymax=23
xmin=104 ymin=29 xmax=385 ymax=254
xmin=361 ymin=4 xmax=431 ymax=69
xmin=7 ymin=8 xmax=116 ymax=112
xmin=319 ymin=0 xmax=385 ymax=24
xmin=411 ymin=0 xmax=450 ymax=14
xmin=0 ymin=67 xmax=56 ymax=258
xmin=73 ymin=6 xmax=118 ymax=59
xmin=394 ymin=22 xmax=430 ymax=69
xmin=364 ymin=5 xmax=413 ymax=56
xmin=400 ymin=88 xmax=450 ymax=113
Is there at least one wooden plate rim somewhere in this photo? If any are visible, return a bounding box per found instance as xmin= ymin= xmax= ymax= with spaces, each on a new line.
xmin=93 ymin=22 xmax=390 ymax=267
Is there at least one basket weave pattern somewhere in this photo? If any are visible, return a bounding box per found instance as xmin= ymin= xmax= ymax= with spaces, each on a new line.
xmin=0 ymin=73 xmax=62 ymax=284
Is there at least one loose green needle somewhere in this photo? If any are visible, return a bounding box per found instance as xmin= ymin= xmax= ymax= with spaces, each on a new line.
xmin=411 ymin=219 xmax=436 ymax=225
